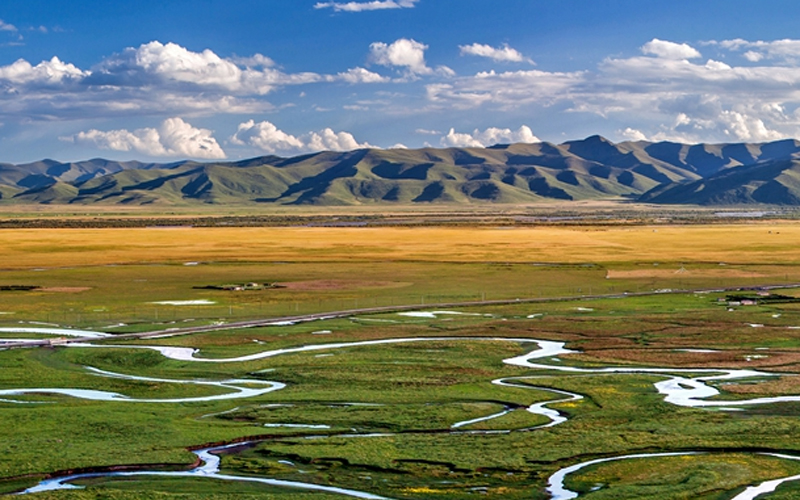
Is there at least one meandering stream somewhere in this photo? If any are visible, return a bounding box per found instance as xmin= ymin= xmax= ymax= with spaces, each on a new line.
xmin=8 ymin=327 xmax=800 ymax=498
xmin=21 ymin=442 xmax=391 ymax=500
xmin=0 ymin=367 xmax=284 ymax=404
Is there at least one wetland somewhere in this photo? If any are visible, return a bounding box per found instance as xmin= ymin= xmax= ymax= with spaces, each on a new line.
xmin=5 ymin=218 xmax=800 ymax=499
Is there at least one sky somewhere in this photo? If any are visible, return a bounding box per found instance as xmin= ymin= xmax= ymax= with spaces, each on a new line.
xmin=3 ymin=1 xmax=800 ymax=162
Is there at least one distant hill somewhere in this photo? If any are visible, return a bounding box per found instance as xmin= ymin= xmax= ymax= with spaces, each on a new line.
xmin=4 ymin=136 xmax=800 ymax=206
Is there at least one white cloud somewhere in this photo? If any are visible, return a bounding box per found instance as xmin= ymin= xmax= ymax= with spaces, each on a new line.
xmin=230 ymin=54 xmax=276 ymax=67
xmin=620 ymin=127 xmax=648 ymax=142
xmin=716 ymin=38 xmax=800 ymax=64
xmin=0 ymin=57 xmax=87 ymax=86
xmin=641 ymin=38 xmax=701 ymax=59
xmin=743 ymin=51 xmax=764 ymax=62
xmin=459 ymin=43 xmax=533 ymax=64
xmin=369 ymin=38 xmax=432 ymax=75
xmin=306 ymin=128 xmax=371 ymax=151
xmin=230 ymin=120 xmax=304 ymax=154
xmin=719 ymin=110 xmax=784 ymax=142
xmin=426 ymin=69 xmax=584 ymax=109
xmin=314 ymin=0 xmax=419 ymax=12
xmin=231 ymin=120 xmax=373 ymax=155
xmin=93 ymin=41 xmax=323 ymax=94
xmin=0 ymin=19 xmax=17 ymax=32
xmin=425 ymin=38 xmax=800 ymax=143
xmin=69 ymin=117 xmax=226 ymax=159
xmin=334 ymin=67 xmax=389 ymax=83
xmin=0 ymin=41 xmax=390 ymax=122
xmin=441 ymin=126 xmax=539 ymax=147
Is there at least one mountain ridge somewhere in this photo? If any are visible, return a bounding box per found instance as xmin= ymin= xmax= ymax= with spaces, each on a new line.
xmin=4 ymin=136 xmax=800 ymax=206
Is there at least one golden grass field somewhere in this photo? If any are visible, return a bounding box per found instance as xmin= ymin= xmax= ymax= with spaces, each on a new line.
xmin=0 ymin=223 xmax=799 ymax=270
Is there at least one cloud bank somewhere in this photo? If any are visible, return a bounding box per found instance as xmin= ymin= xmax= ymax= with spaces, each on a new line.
xmin=10 ymin=35 xmax=800 ymax=159
xmin=68 ymin=118 xmax=226 ymax=159
xmin=0 ymin=40 xmax=386 ymax=121
xmin=441 ymin=126 xmax=540 ymax=147
xmin=429 ymin=38 xmax=800 ymax=143
xmin=231 ymin=120 xmax=373 ymax=155
xmin=459 ymin=43 xmax=533 ymax=64
xmin=314 ymin=0 xmax=419 ymax=12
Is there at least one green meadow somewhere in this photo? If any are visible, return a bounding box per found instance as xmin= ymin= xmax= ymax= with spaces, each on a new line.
xmin=3 ymin=223 xmax=800 ymax=499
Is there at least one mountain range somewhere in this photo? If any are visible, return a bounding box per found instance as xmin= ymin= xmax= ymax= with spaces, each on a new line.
xmin=4 ymin=135 xmax=800 ymax=206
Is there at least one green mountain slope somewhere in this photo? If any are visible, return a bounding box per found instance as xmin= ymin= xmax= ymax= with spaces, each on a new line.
xmin=6 ymin=136 xmax=800 ymax=206
xmin=640 ymin=159 xmax=800 ymax=205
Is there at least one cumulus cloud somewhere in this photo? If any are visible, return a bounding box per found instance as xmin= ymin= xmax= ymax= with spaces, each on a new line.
xmin=459 ymin=43 xmax=533 ymax=64
xmin=314 ymin=0 xmax=419 ymax=12
xmin=11 ymin=36 xmax=800 ymax=147
xmin=369 ymin=38 xmax=432 ymax=75
xmin=231 ymin=120 xmax=373 ymax=155
xmin=69 ymin=117 xmax=226 ymax=159
xmin=719 ymin=110 xmax=784 ymax=142
xmin=0 ymin=41 xmax=390 ymax=121
xmin=428 ymin=37 xmax=800 ymax=143
xmin=715 ymin=38 xmax=800 ymax=64
xmin=0 ymin=19 xmax=17 ymax=32
xmin=743 ymin=51 xmax=764 ymax=62
xmin=306 ymin=128 xmax=371 ymax=151
xmin=641 ymin=38 xmax=701 ymax=59
xmin=619 ymin=127 xmax=648 ymax=142
xmin=441 ymin=126 xmax=539 ymax=147
xmin=334 ymin=67 xmax=389 ymax=83
xmin=0 ymin=56 xmax=87 ymax=86
xmin=91 ymin=41 xmax=324 ymax=94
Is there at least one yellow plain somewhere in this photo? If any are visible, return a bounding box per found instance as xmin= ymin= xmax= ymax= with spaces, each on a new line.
xmin=0 ymin=223 xmax=797 ymax=269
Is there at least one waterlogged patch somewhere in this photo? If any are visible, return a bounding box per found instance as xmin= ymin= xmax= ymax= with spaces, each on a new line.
xmin=398 ymin=311 xmax=482 ymax=319
xmin=151 ymin=300 xmax=216 ymax=306
xmin=0 ymin=327 xmax=110 ymax=339
xmin=263 ymin=423 xmax=331 ymax=429
xmin=547 ymin=452 xmax=703 ymax=500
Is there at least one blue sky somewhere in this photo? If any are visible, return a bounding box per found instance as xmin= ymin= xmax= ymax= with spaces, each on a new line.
xmin=3 ymin=0 xmax=800 ymax=162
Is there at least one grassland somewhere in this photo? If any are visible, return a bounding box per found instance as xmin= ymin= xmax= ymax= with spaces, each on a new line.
xmin=2 ymin=223 xmax=800 ymax=328
xmin=3 ymin=224 xmax=800 ymax=269
xmin=4 ymin=221 xmax=800 ymax=499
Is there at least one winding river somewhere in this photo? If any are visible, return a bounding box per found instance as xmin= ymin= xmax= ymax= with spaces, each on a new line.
xmin=8 ymin=327 xmax=800 ymax=498
xmin=22 ymin=442 xmax=391 ymax=500
xmin=0 ymin=367 xmax=284 ymax=404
